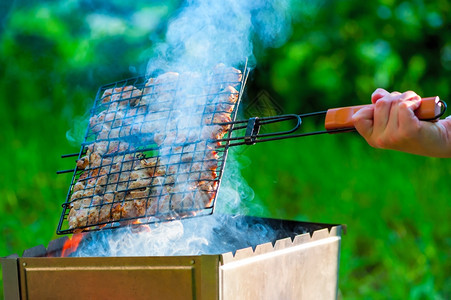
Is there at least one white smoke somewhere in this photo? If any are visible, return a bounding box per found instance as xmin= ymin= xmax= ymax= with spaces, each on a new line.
xmin=66 ymin=112 xmax=90 ymax=146
xmin=73 ymin=214 xmax=299 ymax=257
xmin=146 ymin=0 xmax=296 ymax=75
xmin=74 ymin=0 xmax=308 ymax=257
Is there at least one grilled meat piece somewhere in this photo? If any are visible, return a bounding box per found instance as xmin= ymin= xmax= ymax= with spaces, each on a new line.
xmin=207 ymin=64 xmax=242 ymax=94
xmin=102 ymin=86 xmax=143 ymax=107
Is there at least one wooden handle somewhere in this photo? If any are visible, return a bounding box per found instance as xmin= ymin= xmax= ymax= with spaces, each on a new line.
xmin=324 ymin=97 xmax=441 ymax=131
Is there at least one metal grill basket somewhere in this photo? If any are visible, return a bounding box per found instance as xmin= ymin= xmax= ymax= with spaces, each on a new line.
xmin=57 ymin=63 xmax=249 ymax=234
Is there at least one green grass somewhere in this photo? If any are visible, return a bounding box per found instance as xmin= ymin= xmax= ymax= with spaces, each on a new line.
xmin=238 ymin=132 xmax=450 ymax=299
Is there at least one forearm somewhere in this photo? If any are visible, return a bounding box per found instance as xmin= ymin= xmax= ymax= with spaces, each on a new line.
xmin=412 ymin=118 xmax=451 ymax=158
xmin=354 ymin=117 xmax=451 ymax=158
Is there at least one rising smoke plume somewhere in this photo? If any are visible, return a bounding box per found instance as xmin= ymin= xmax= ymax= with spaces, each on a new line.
xmin=74 ymin=0 xmax=313 ymax=257
xmin=146 ymin=0 xmax=295 ymax=75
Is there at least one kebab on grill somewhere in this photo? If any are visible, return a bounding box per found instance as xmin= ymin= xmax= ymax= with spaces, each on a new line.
xmin=67 ymin=65 xmax=241 ymax=230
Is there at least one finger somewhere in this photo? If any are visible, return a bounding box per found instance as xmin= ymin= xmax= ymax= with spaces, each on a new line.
xmin=352 ymin=106 xmax=374 ymax=138
xmin=387 ymin=91 xmax=420 ymax=130
xmin=386 ymin=98 xmax=402 ymax=132
xmin=384 ymin=92 xmax=411 ymax=131
xmin=390 ymin=91 xmax=402 ymax=97
xmin=373 ymin=96 xmax=394 ymax=133
xmin=403 ymin=91 xmax=421 ymax=115
xmin=397 ymin=98 xmax=421 ymax=127
xmin=371 ymin=88 xmax=389 ymax=104
xmin=399 ymin=90 xmax=421 ymax=102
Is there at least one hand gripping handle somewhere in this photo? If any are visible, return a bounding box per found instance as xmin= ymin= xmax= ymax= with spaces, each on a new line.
xmin=324 ymin=97 xmax=445 ymax=131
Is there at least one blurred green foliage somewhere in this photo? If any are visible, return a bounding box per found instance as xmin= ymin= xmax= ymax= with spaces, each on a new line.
xmin=0 ymin=0 xmax=450 ymax=299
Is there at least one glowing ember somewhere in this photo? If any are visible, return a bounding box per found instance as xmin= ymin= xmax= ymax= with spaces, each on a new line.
xmin=131 ymin=219 xmax=151 ymax=232
xmin=61 ymin=233 xmax=86 ymax=257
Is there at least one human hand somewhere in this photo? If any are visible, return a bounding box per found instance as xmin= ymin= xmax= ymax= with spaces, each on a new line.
xmin=352 ymin=88 xmax=451 ymax=157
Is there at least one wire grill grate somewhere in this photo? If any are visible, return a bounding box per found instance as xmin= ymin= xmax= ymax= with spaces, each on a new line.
xmin=57 ymin=64 xmax=249 ymax=234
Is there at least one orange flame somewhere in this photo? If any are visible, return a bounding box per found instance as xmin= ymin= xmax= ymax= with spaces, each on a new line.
xmin=61 ymin=232 xmax=86 ymax=257
xmin=131 ymin=219 xmax=151 ymax=232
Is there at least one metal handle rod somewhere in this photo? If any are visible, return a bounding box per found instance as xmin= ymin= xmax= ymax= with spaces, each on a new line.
xmin=215 ymin=111 xmax=325 ymax=146
xmin=218 ymin=127 xmax=354 ymax=147
xmin=57 ymin=169 xmax=76 ymax=174
xmin=215 ymin=98 xmax=447 ymax=147
xmin=61 ymin=153 xmax=81 ymax=158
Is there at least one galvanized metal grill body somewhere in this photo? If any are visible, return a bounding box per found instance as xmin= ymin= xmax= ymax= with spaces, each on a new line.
xmin=58 ymin=65 xmax=249 ymax=234
xmin=2 ymin=216 xmax=343 ymax=300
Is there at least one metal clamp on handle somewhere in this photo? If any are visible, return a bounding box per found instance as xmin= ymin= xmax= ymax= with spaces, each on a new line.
xmin=244 ymin=117 xmax=261 ymax=145
xmin=215 ymin=114 xmax=302 ymax=147
xmin=423 ymin=99 xmax=447 ymax=121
